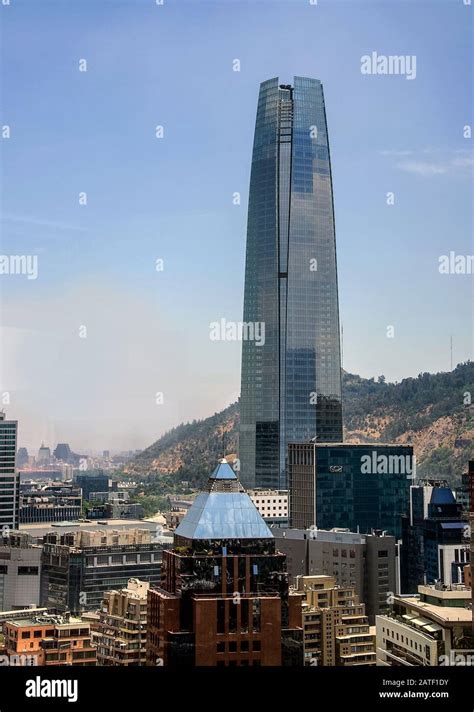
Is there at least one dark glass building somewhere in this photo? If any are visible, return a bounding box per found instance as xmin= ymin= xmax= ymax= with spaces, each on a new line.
xmin=240 ymin=77 xmax=342 ymax=490
xmin=74 ymin=471 xmax=110 ymax=502
xmin=401 ymin=480 xmax=470 ymax=593
xmin=40 ymin=529 xmax=165 ymax=614
xmin=146 ymin=460 xmax=303 ymax=667
xmin=288 ymin=442 xmax=413 ymax=539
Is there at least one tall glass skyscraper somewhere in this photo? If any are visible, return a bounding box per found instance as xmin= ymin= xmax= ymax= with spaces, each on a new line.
xmin=240 ymin=77 xmax=343 ymax=490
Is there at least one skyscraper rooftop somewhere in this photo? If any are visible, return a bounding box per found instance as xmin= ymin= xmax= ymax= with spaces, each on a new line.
xmin=175 ymin=459 xmax=274 ymax=541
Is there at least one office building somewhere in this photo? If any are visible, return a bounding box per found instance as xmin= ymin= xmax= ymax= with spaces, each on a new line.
xmin=455 ymin=460 xmax=474 ymax=516
xmin=248 ymin=489 xmax=289 ymax=526
xmin=0 ymin=531 xmax=42 ymax=611
xmin=164 ymin=507 xmax=187 ymax=530
xmin=74 ymin=471 xmax=110 ymax=501
xmin=240 ymin=77 xmax=343 ymax=492
xmin=19 ymin=468 xmax=64 ymax=482
xmin=88 ymin=490 xmax=143 ymax=520
xmin=90 ymin=490 xmax=129 ymax=504
xmin=93 ymin=578 xmax=148 ymax=666
xmin=288 ymin=442 xmax=413 ymax=538
xmin=52 ymin=443 xmax=80 ymax=465
xmin=163 ymin=496 xmax=194 ymax=530
xmin=40 ymin=529 xmax=165 ymax=614
xmin=401 ymin=480 xmax=470 ymax=593
xmin=274 ymin=527 xmax=396 ymax=624
xmin=0 ymin=411 xmax=19 ymax=532
xmin=295 ymin=574 xmax=376 ymax=666
xmin=146 ymin=460 xmax=303 ymax=666
xmin=37 ymin=444 xmax=51 ymax=465
xmin=376 ymin=583 xmax=473 ymax=666
xmin=104 ymin=501 xmax=144 ymax=520
xmin=4 ymin=612 xmax=97 ymax=665
xmin=18 ymin=518 xmax=169 ymax=546
xmin=16 ymin=448 xmax=29 ymax=468
xmin=19 ymin=484 xmax=82 ymax=524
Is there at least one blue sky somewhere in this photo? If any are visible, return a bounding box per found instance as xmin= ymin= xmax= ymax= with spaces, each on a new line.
xmin=0 ymin=0 xmax=472 ymax=452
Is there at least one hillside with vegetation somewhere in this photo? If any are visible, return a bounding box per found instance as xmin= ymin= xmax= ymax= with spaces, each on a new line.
xmin=125 ymin=362 xmax=474 ymax=490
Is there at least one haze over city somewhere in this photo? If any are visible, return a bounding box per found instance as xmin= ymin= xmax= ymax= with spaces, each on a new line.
xmin=1 ymin=0 xmax=472 ymax=451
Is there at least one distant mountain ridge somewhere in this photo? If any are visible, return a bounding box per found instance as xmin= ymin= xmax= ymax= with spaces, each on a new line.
xmin=127 ymin=362 xmax=474 ymax=488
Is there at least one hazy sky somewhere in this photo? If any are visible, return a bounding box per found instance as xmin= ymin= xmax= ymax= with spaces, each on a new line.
xmin=0 ymin=0 xmax=472 ymax=453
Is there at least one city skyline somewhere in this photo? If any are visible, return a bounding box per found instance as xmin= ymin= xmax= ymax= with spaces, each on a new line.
xmin=1 ymin=0 xmax=472 ymax=452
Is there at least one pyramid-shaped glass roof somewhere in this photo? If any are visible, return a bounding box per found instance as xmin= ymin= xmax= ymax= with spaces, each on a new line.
xmin=175 ymin=459 xmax=274 ymax=541
xmin=209 ymin=461 xmax=238 ymax=480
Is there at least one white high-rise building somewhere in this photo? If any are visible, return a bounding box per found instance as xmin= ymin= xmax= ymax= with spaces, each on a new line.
xmin=0 ymin=411 xmax=19 ymax=531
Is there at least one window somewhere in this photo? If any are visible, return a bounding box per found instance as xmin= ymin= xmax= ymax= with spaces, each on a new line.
xmin=252 ymin=599 xmax=261 ymax=632
xmin=18 ymin=566 xmax=39 ymax=575
xmin=241 ymin=599 xmax=249 ymax=631
xmin=229 ymin=641 xmax=237 ymax=653
xmin=252 ymin=640 xmax=261 ymax=652
xmin=33 ymin=630 xmax=42 ymax=638
xmin=21 ymin=631 xmax=31 ymax=639
xmin=217 ymin=600 xmax=226 ymax=635
xmin=229 ymin=601 xmax=237 ymax=633
xmin=241 ymin=641 xmax=249 ymax=652
xmin=217 ymin=642 xmax=225 ymax=653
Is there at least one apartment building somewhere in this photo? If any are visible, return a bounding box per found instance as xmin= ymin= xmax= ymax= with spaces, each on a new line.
xmin=93 ymin=578 xmax=149 ymax=665
xmin=248 ymin=490 xmax=289 ymax=526
xmin=294 ymin=575 xmax=376 ymax=666
xmin=376 ymin=583 xmax=473 ymax=666
xmin=0 ymin=531 xmax=42 ymax=611
xmin=4 ymin=612 xmax=97 ymax=665
xmin=274 ymin=527 xmax=396 ymax=623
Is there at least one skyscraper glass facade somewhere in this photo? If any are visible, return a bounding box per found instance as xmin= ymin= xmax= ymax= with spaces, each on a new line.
xmin=240 ymin=77 xmax=342 ymax=490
